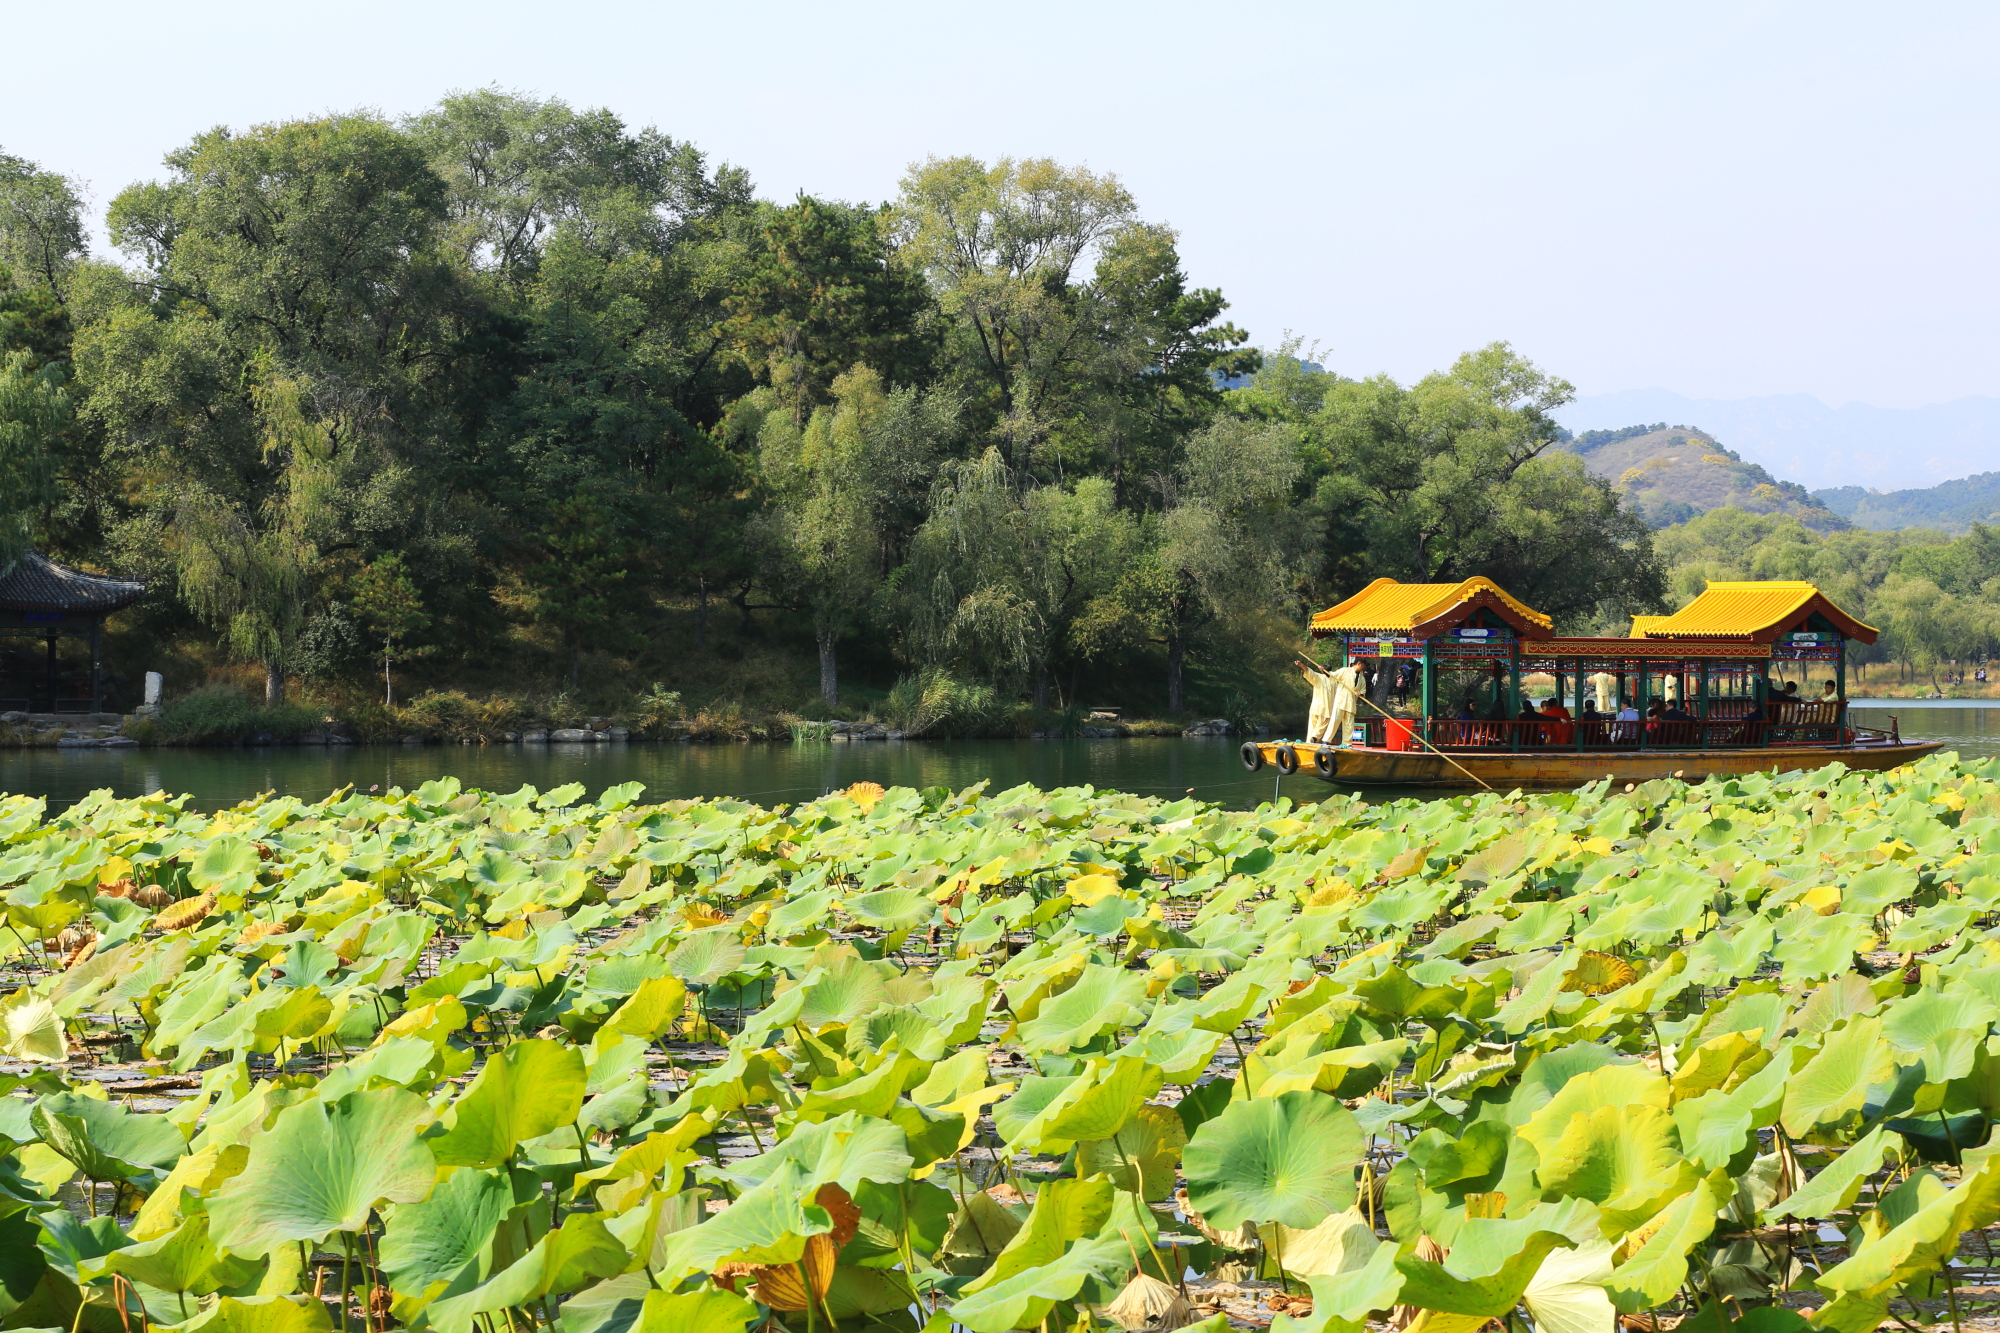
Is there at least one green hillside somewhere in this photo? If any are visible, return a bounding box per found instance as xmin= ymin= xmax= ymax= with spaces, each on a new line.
xmin=1817 ymin=472 xmax=2000 ymax=531
xmin=1562 ymin=423 xmax=1848 ymax=529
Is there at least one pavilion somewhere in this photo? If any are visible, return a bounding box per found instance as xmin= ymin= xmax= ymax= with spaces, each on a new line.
xmin=0 ymin=552 xmax=145 ymax=714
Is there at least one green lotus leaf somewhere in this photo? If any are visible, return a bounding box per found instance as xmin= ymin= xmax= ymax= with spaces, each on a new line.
xmin=1765 ymin=1125 xmax=1892 ymax=1222
xmin=430 ymin=1038 xmax=586 ymax=1168
xmin=1353 ymin=966 xmax=1461 ymax=1021
xmin=1259 ymin=1205 xmax=1378 ymax=1280
xmin=794 ymin=955 xmax=888 ymax=1028
xmin=601 ymin=974 xmax=686 ymax=1041
xmin=844 ymin=887 xmax=935 ymax=932
xmin=1533 ymin=1102 xmax=1696 ymax=1236
xmin=1815 ymin=1141 xmax=2000 ymax=1332
xmin=31 ymin=1093 xmax=185 ymax=1182
xmin=78 ymin=1212 xmax=260 ymax=1299
xmin=664 ymin=928 xmax=747 ymax=986
xmin=1520 ymin=1235 xmax=1617 ymax=1333
xmin=1604 ymin=1173 xmax=1728 ymax=1312
xmin=170 ymin=1295 xmax=332 ymax=1333
xmin=958 ymin=1176 xmax=1116 ymax=1296
xmin=189 ymin=838 xmax=261 ymax=890
xmin=1393 ymin=1216 xmax=1577 ymax=1317
xmin=1883 ymin=988 xmax=1996 ymax=1083
xmin=633 ymin=1286 xmax=761 ymax=1333
xmin=1076 ymin=1104 xmax=1187 ymax=1200
xmin=1779 ymin=1015 xmax=1895 ymax=1140
xmin=729 ymin=1111 xmax=913 ymax=1193
xmin=1184 ymin=1089 xmax=1365 ymax=1230
xmin=1517 ymin=1063 xmax=1669 ymax=1159
xmin=1004 ymin=1053 xmax=1163 ymax=1155
xmin=1272 ymin=1243 xmax=1405 ymax=1333
xmin=651 ymin=1160 xmax=836 ymax=1282
xmin=379 ymin=1166 xmax=512 ymax=1298
xmin=206 ymin=1087 xmax=438 ymax=1257
xmin=946 ymin=1232 xmax=1130 ymax=1332
xmin=1016 ymin=963 xmax=1150 ymax=1052
xmin=426 ymin=1210 xmax=627 ymax=1333
xmin=0 ymin=991 xmax=65 ymax=1063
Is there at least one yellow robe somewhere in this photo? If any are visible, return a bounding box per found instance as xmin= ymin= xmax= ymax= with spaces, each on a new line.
xmin=1304 ymin=667 xmax=1335 ymax=744
xmin=1327 ymin=664 xmax=1366 ymax=745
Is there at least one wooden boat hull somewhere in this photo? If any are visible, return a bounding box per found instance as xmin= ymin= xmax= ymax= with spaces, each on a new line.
xmin=1247 ymin=739 xmax=1947 ymax=789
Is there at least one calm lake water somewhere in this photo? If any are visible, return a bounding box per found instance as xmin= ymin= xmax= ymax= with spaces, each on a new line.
xmin=0 ymin=736 xmax=1299 ymax=812
xmin=0 ymin=704 xmax=1986 ymax=812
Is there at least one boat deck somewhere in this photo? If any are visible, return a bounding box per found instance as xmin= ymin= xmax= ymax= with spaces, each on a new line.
xmin=1244 ymin=738 xmax=1947 ymax=788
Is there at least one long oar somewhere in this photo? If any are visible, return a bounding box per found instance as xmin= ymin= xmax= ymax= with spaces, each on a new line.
xmin=1344 ymin=691 xmax=1496 ymax=792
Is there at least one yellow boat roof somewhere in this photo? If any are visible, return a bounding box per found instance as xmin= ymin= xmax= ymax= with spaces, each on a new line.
xmin=1311 ymin=577 xmax=1552 ymax=636
xmin=1633 ymin=581 xmax=1877 ymax=643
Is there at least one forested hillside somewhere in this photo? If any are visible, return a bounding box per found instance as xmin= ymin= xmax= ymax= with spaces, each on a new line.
xmin=1818 ymin=472 xmax=2000 ymax=532
xmin=1562 ymin=424 xmax=1846 ymax=529
xmin=0 ymin=94 xmax=1663 ymax=735
xmin=1655 ymin=508 xmax=2000 ymax=688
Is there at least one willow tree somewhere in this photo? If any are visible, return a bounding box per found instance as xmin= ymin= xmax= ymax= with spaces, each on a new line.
xmin=1078 ymin=417 xmax=1309 ymax=713
xmin=901 ymin=449 xmax=1137 ymax=706
xmin=745 ymin=366 xmax=953 ymax=704
xmin=0 ymin=353 xmax=63 ymax=567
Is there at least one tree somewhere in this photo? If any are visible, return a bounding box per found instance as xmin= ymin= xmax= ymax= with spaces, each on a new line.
xmin=747 ymin=367 xmax=950 ymax=703
xmin=0 ymin=352 xmax=64 ymax=566
xmin=351 ymin=553 xmax=430 ymax=706
xmin=1241 ymin=341 xmax=1662 ymax=630
xmin=1078 ymin=417 xmax=1308 ymax=712
xmin=725 ymin=194 xmax=934 ymax=423
xmin=85 ymin=115 xmax=476 ymax=701
xmin=0 ymin=149 xmax=87 ymax=299
xmin=901 ymin=449 xmax=1137 ymax=706
xmin=514 ymin=495 xmax=649 ymax=689
xmin=895 ymin=156 xmax=1135 ymax=474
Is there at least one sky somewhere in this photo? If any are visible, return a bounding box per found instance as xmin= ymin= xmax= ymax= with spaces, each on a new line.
xmin=6 ymin=0 xmax=1997 ymax=412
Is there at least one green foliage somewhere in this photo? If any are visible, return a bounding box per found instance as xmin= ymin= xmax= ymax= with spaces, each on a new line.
xmin=153 ymin=684 xmax=322 ymax=743
xmin=16 ymin=100 xmax=1689 ymax=721
xmin=4 ymin=756 xmax=2000 ymax=1330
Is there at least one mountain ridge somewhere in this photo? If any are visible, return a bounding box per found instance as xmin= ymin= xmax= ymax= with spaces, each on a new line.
xmin=1555 ymin=388 xmax=2000 ymax=490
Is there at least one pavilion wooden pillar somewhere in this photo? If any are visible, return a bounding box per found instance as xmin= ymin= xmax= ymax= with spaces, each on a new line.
xmin=1420 ymin=639 xmax=1435 ymax=746
xmin=89 ymin=621 xmax=102 ymax=715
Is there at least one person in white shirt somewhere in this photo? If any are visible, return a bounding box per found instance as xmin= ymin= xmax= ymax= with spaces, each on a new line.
xmin=1615 ymin=700 xmax=1640 ymax=743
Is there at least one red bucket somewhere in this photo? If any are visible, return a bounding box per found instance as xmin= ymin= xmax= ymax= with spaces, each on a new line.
xmin=1384 ymin=718 xmax=1415 ymax=751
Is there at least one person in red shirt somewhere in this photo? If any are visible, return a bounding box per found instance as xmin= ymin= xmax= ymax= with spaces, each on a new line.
xmin=1539 ymin=696 xmax=1574 ymax=745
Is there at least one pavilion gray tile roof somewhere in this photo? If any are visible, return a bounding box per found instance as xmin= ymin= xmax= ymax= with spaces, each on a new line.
xmin=0 ymin=552 xmax=145 ymax=614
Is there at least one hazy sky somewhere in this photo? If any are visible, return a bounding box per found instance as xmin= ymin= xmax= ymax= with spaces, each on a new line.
xmin=7 ymin=1 xmax=1994 ymax=409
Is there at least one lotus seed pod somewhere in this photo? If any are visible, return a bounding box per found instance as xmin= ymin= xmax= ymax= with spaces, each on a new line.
xmin=133 ymin=884 xmax=173 ymax=909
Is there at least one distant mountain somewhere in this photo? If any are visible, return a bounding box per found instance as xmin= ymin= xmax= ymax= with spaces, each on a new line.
xmin=1816 ymin=473 xmax=2000 ymax=532
xmin=1559 ymin=424 xmax=1846 ymax=530
xmin=1554 ymin=389 xmax=2000 ymax=491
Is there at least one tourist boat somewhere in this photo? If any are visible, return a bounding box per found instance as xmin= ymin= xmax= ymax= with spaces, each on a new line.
xmin=1244 ymin=577 xmax=1942 ymax=789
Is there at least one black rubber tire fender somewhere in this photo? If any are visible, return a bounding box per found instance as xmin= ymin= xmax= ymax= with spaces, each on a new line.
xmin=1272 ymin=744 xmax=1299 ymax=775
xmin=1239 ymin=741 xmax=1264 ymax=771
xmin=1313 ymin=747 xmax=1338 ymax=778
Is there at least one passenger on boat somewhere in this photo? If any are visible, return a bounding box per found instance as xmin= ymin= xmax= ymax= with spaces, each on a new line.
xmin=1539 ymin=697 xmax=1574 ymax=745
xmin=1517 ymin=699 xmax=1544 ymax=744
xmin=1615 ymin=700 xmax=1640 ymax=742
xmin=1821 ymin=680 xmax=1839 ymax=701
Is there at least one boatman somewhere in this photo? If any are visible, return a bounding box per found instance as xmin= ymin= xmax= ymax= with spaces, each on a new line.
xmin=1297 ymin=659 xmax=1336 ymax=746
xmin=1325 ymin=660 xmax=1367 ymax=745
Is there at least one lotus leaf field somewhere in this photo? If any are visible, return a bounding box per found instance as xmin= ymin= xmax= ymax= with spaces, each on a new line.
xmin=9 ymin=758 xmax=2000 ymax=1333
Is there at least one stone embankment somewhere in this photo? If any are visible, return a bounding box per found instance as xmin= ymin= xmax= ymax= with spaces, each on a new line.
xmin=0 ymin=712 xmax=140 ymax=748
